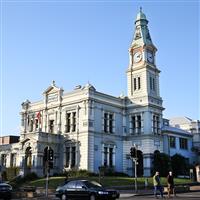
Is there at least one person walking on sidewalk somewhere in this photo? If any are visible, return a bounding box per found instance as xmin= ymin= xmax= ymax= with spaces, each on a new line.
xmin=167 ymin=171 xmax=175 ymax=198
xmin=153 ymin=171 xmax=164 ymax=198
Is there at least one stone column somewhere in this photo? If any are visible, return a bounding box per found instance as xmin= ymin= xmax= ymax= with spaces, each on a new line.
xmin=143 ymin=153 xmax=153 ymax=177
xmin=57 ymin=107 xmax=62 ymax=134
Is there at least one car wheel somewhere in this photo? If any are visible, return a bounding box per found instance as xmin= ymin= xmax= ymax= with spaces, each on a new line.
xmin=61 ymin=194 xmax=67 ymax=200
xmin=90 ymin=194 xmax=96 ymax=200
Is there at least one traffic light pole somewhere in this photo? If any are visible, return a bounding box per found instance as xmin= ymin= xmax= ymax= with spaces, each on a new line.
xmin=133 ymin=158 xmax=138 ymax=193
xmin=45 ymin=146 xmax=49 ymax=198
xmin=130 ymin=145 xmax=138 ymax=193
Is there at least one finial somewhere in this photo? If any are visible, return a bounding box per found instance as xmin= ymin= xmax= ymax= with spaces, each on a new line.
xmin=52 ymin=80 xmax=55 ymax=86
xmin=140 ymin=7 xmax=142 ymax=13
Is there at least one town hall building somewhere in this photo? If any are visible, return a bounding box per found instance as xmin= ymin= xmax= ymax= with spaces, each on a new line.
xmin=0 ymin=9 xmax=197 ymax=177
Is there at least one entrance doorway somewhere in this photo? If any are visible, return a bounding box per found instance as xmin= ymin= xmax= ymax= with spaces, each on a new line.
xmin=24 ymin=147 xmax=32 ymax=175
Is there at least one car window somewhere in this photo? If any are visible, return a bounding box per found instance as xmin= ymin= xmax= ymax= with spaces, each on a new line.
xmin=76 ymin=181 xmax=85 ymax=189
xmin=84 ymin=181 xmax=102 ymax=189
xmin=66 ymin=181 xmax=76 ymax=189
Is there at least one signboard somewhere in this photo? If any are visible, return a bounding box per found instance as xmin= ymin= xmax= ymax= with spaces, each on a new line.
xmin=47 ymin=93 xmax=58 ymax=103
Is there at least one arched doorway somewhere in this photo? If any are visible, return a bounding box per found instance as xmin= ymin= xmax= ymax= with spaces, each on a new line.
xmin=24 ymin=147 xmax=32 ymax=175
xmin=137 ymin=150 xmax=143 ymax=177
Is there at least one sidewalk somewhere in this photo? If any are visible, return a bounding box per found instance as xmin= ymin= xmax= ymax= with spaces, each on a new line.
xmin=119 ymin=189 xmax=152 ymax=198
xmin=119 ymin=185 xmax=200 ymax=198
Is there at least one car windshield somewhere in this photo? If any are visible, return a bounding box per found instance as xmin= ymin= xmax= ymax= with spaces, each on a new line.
xmin=84 ymin=181 xmax=103 ymax=189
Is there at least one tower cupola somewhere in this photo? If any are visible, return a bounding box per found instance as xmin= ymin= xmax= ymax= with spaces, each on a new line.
xmin=131 ymin=7 xmax=154 ymax=48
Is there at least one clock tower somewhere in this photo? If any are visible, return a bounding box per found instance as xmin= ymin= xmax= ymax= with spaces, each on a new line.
xmin=126 ymin=9 xmax=164 ymax=176
xmin=127 ymin=8 xmax=163 ymax=109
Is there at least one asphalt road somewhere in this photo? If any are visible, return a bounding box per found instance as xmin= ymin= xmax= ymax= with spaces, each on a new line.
xmin=120 ymin=192 xmax=200 ymax=200
xmin=10 ymin=191 xmax=200 ymax=200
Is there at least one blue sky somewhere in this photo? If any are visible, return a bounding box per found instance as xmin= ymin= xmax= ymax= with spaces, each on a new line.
xmin=0 ymin=0 xmax=199 ymax=136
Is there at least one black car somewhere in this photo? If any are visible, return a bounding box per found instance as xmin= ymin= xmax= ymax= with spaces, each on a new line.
xmin=55 ymin=180 xmax=120 ymax=200
xmin=0 ymin=182 xmax=12 ymax=200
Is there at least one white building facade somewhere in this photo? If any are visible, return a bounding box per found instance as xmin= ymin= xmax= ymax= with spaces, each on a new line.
xmin=0 ymin=9 xmax=197 ymax=177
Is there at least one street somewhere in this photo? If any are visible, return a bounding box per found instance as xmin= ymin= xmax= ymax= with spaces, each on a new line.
xmin=9 ymin=191 xmax=200 ymax=200
xmin=119 ymin=192 xmax=200 ymax=200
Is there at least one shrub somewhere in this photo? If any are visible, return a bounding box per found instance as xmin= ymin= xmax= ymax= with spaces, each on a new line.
xmin=171 ymin=154 xmax=190 ymax=177
xmin=152 ymin=151 xmax=171 ymax=177
xmin=61 ymin=169 xmax=98 ymax=178
xmin=23 ymin=172 xmax=38 ymax=181
xmin=6 ymin=167 xmax=20 ymax=181
xmin=9 ymin=172 xmax=38 ymax=189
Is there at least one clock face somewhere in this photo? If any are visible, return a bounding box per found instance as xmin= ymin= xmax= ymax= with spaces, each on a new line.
xmin=147 ymin=51 xmax=154 ymax=63
xmin=133 ymin=51 xmax=142 ymax=63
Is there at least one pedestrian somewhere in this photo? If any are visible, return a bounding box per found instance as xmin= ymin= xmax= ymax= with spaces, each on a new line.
xmin=167 ymin=171 xmax=175 ymax=198
xmin=153 ymin=171 xmax=164 ymax=198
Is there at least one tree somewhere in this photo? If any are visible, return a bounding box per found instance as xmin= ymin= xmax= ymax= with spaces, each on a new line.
xmin=171 ymin=154 xmax=190 ymax=177
xmin=152 ymin=151 xmax=171 ymax=176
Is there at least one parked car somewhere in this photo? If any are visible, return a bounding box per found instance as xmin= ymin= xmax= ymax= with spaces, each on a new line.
xmin=55 ymin=179 xmax=120 ymax=200
xmin=0 ymin=182 xmax=12 ymax=200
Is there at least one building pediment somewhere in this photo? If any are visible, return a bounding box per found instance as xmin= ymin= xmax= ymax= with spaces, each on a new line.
xmin=43 ymin=81 xmax=64 ymax=104
xmin=43 ymin=81 xmax=62 ymax=95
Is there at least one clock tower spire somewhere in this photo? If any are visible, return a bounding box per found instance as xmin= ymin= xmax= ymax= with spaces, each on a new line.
xmin=127 ymin=8 xmax=163 ymax=110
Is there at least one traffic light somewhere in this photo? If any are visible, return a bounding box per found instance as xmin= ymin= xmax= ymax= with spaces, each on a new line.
xmin=130 ymin=147 xmax=137 ymax=158
xmin=48 ymin=149 xmax=54 ymax=161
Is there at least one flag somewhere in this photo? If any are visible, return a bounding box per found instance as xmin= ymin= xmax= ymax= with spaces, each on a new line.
xmin=36 ymin=111 xmax=42 ymax=123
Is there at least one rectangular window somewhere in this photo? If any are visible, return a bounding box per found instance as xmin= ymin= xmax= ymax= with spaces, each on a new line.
xmin=72 ymin=112 xmax=76 ymax=132
xmin=169 ymin=136 xmax=176 ymax=148
xmin=104 ymin=147 xmax=108 ymax=166
xmin=29 ymin=119 xmax=33 ymax=132
xmin=153 ymin=78 xmax=155 ymax=91
xmin=104 ymin=113 xmax=108 ymax=133
xmin=1 ymin=154 xmax=6 ymax=166
xmin=153 ymin=115 xmax=156 ymax=133
xmin=35 ymin=119 xmax=39 ymax=130
xmin=49 ymin=120 xmax=54 ymax=133
xmin=131 ymin=116 xmax=136 ymax=134
xmin=137 ymin=115 xmax=142 ymax=134
xmin=138 ymin=77 xmax=141 ymax=90
xmin=156 ymin=116 xmax=159 ymax=133
xmin=134 ymin=78 xmax=137 ymax=90
xmin=179 ymin=138 xmax=188 ymax=150
xmin=153 ymin=114 xmax=160 ymax=134
xmin=66 ymin=147 xmax=70 ymax=168
xmin=66 ymin=113 xmax=71 ymax=133
xmin=109 ymin=114 xmax=113 ymax=133
xmin=104 ymin=113 xmax=114 ymax=133
xmin=109 ymin=148 xmax=113 ymax=167
xmin=150 ymin=77 xmax=152 ymax=90
xmin=10 ymin=153 xmax=17 ymax=167
xmin=71 ymin=147 xmax=76 ymax=168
